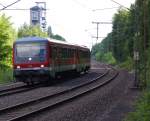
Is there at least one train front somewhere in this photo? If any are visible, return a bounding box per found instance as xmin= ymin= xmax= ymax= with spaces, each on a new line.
xmin=13 ymin=37 xmax=50 ymax=84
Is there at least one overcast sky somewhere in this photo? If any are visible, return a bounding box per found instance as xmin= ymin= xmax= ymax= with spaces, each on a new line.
xmin=0 ymin=0 xmax=135 ymax=49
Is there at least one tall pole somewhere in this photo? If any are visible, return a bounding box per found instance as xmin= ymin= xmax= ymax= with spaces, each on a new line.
xmin=133 ymin=3 xmax=140 ymax=88
xmin=96 ymin=23 xmax=99 ymax=43
xmin=92 ymin=22 xmax=100 ymax=44
xmin=143 ymin=0 xmax=147 ymax=88
xmin=92 ymin=22 xmax=112 ymax=44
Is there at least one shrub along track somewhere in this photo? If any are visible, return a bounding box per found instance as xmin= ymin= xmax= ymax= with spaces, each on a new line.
xmin=0 ymin=66 xmax=118 ymax=121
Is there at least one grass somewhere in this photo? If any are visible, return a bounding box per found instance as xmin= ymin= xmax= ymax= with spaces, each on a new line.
xmin=0 ymin=68 xmax=13 ymax=84
xmin=124 ymin=90 xmax=150 ymax=121
xmin=125 ymin=68 xmax=150 ymax=121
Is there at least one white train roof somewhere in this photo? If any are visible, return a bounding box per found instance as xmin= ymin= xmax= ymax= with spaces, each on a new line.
xmin=15 ymin=36 xmax=89 ymax=50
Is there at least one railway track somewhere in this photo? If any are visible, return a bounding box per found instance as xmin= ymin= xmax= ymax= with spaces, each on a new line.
xmin=0 ymin=67 xmax=118 ymax=121
xmin=0 ymin=83 xmax=39 ymax=97
xmin=0 ymin=82 xmax=25 ymax=92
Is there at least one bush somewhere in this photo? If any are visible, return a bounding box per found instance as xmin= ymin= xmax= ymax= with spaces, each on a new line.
xmin=0 ymin=68 xmax=13 ymax=84
xmin=95 ymin=52 xmax=116 ymax=65
xmin=125 ymin=91 xmax=150 ymax=121
xmin=95 ymin=52 xmax=103 ymax=61
xmin=103 ymin=52 xmax=116 ymax=65
xmin=119 ymin=57 xmax=133 ymax=71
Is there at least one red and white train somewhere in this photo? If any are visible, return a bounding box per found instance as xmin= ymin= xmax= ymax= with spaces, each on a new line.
xmin=13 ymin=37 xmax=90 ymax=84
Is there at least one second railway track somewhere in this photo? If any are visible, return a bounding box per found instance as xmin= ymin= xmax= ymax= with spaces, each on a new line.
xmin=0 ymin=84 xmax=40 ymax=97
xmin=0 ymin=67 xmax=118 ymax=121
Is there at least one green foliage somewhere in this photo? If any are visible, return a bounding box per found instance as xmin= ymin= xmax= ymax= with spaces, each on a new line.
xmin=119 ymin=57 xmax=133 ymax=71
xmin=92 ymin=33 xmax=116 ymax=65
xmin=92 ymin=8 xmax=135 ymax=66
xmin=92 ymin=0 xmax=150 ymax=120
xmin=112 ymin=8 xmax=134 ymax=63
xmin=0 ymin=14 xmax=15 ymax=84
xmin=0 ymin=68 xmax=13 ymax=84
xmin=0 ymin=14 xmax=16 ymax=68
xmin=95 ymin=52 xmax=103 ymax=61
xmin=18 ymin=24 xmax=66 ymax=41
xmin=95 ymin=51 xmax=116 ymax=65
xmin=47 ymin=26 xmax=53 ymax=37
xmin=125 ymin=91 xmax=150 ymax=121
xmin=18 ymin=23 xmax=48 ymax=38
xmin=47 ymin=25 xmax=66 ymax=41
xmin=103 ymin=52 xmax=116 ymax=65
xmin=51 ymin=34 xmax=66 ymax=41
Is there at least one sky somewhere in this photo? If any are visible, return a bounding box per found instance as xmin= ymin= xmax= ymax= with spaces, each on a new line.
xmin=0 ymin=0 xmax=135 ymax=49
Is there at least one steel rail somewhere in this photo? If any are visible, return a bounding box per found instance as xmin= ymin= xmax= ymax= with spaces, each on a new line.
xmin=0 ymin=68 xmax=117 ymax=121
xmin=0 ymin=82 xmax=25 ymax=92
xmin=0 ymin=85 xmax=27 ymax=95
xmin=0 ymin=85 xmax=37 ymax=97
xmin=10 ymin=69 xmax=118 ymax=121
xmin=0 ymin=69 xmax=109 ymax=112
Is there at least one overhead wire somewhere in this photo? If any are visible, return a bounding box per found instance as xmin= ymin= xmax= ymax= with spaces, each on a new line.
xmin=110 ymin=0 xmax=130 ymax=10
xmin=0 ymin=1 xmax=123 ymax=12
xmin=1 ymin=8 xmax=50 ymax=11
xmin=71 ymin=0 xmax=90 ymax=9
xmin=0 ymin=0 xmax=22 ymax=11
xmin=0 ymin=3 xmax=6 ymax=8
xmin=92 ymin=7 xmax=120 ymax=11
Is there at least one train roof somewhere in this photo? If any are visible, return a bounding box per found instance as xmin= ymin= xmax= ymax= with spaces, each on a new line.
xmin=15 ymin=37 xmax=48 ymax=43
xmin=15 ymin=36 xmax=90 ymax=50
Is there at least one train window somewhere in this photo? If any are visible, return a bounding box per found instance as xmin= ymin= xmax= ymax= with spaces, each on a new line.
xmin=15 ymin=43 xmax=46 ymax=63
xmin=52 ymin=47 xmax=57 ymax=59
xmin=70 ymin=49 xmax=74 ymax=57
xmin=61 ymin=48 xmax=64 ymax=58
xmin=57 ymin=48 xmax=61 ymax=58
xmin=61 ymin=48 xmax=67 ymax=58
xmin=66 ymin=49 xmax=68 ymax=58
xmin=68 ymin=49 xmax=70 ymax=58
xmin=80 ymin=50 xmax=86 ymax=58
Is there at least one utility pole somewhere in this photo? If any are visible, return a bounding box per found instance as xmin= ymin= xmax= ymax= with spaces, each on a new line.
xmin=143 ymin=0 xmax=148 ymax=88
xmin=92 ymin=22 xmax=112 ymax=44
xmin=133 ymin=2 xmax=140 ymax=88
xmin=92 ymin=22 xmax=99 ymax=44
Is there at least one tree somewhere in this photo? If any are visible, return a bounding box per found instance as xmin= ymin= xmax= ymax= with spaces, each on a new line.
xmin=92 ymin=0 xmax=150 ymax=87
xmin=51 ymin=34 xmax=66 ymax=41
xmin=47 ymin=26 xmax=53 ymax=37
xmin=111 ymin=8 xmax=133 ymax=62
xmin=47 ymin=25 xmax=66 ymax=41
xmin=18 ymin=23 xmax=48 ymax=38
xmin=0 ymin=14 xmax=16 ymax=68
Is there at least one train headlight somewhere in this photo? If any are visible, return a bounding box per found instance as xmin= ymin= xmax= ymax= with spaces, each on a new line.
xmin=41 ymin=65 xmax=44 ymax=68
xmin=17 ymin=66 xmax=20 ymax=69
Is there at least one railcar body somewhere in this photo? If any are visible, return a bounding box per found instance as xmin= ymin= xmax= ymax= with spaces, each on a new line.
xmin=13 ymin=37 xmax=90 ymax=84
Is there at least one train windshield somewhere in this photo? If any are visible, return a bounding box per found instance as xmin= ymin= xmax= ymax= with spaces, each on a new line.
xmin=15 ymin=42 xmax=47 ymax=63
